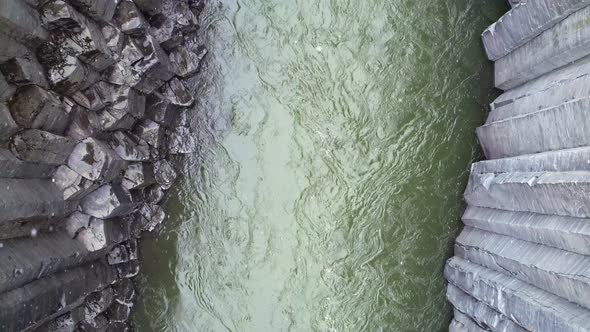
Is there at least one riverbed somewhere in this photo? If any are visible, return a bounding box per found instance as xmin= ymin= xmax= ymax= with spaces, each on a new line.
xmin=132 ymin=0 xmax=507 ymax=331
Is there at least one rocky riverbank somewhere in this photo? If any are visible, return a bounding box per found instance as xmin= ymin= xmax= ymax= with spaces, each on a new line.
xmin=0 ymin=0 xmax=206 ymax=330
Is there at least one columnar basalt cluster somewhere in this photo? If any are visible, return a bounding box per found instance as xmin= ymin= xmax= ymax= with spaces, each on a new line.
xmin=446 ymin=1 xmax=590 ymax=331
xmin=0 ymin=0 xmax=206 ymax=331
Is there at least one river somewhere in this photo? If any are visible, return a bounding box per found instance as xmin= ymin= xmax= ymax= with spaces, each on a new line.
xmin=132 ymin=0 xmax=507 ymax=331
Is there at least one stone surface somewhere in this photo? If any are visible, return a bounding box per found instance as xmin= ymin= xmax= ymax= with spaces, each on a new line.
xmin=133 ymin=119 xmax=164 ymax=157
xmin=0 ymin=148 xmax=56 ymax=178
xmin=0 ymin=230 xmax=104 ymax=294
xmin=464 ymin=171 xmax=590 ymax=218
xmin=74 ymin=217 xmax=131 ymax=252
xmin=0 ymin=31 xmax=30 ymax=63
xmin=482 ymin=0 xmax=590 ymax=61
xmin=169 ymin=44 xmax=207 ymax=78
xmin=121 ymin=162 xmax=156 ymax=190
xmin=107 ymin=244 xmax=130 ymax=265
xmin=113 ymin=278 xmax=135 ymax=304
xmin=67 ymin=137 xmax=127 ymax=182
xmin=41 ymin=0 xmax=88 ymax=31
xmin=142 ymin=184 xmax=164 ymax=204
xmin=477 ymin=97 xmax=590 ymax=159
xmin=0 ymin=103 xmax=19 ymax=143
xmin=463 ymin=206 xmax=590 ymax=256
xmin=153 ymin=159 xmax=177 ymax=190
xmin=109 ymin=131 xmax=151 ymax=161
xmin=157 ymin=78 xmax=194 ymax=107
xmin=447 ymin=284 xmax=526 ymax=332
xmin=145 ymin=93 xmax=179 ymax=127
xmin=44 ymin=54 xmax=100 ymax=95
xmin=53 ymin=165 xmax=98 ymax=200
xmin=78 ymin=313 xmax=109 ymax=332
xmin=113 ymin=0 xmax=147 ymax=35
xmin=10 ymin=129 xmax=76 ymax=164
xmin=449 ymin=310 xmax=488 ymax=332
xmin=131 ymin=34 xmax=174 ymax=93
xmin=456 ymin=226 xmax=590 ymax=309
xmin=445 ymin=257 xmax=590 ymax=332
xmin=0 ymin=261 xmax=117 ymax=332
xmin=67 ymin=0 xmax=119 ymax=22
xmin=65 ymin=105 xmax=101 ymax=140
xmin=0 ymin=178 xmax=78 ymax=224
xmin=84 ymin=287 xmax=114 ymax=320
xmin=9 ymin=85 xmax=70 ymax=135
xmin=0 ymin=0 xmax=48 ymax=47
xmin=0 ymin=71 xmax=16 ymax=102
xmin=495 ymin=5 xmax=590 ymax=90
xmin=0 ymin=55 xmax=49 ymax=88
xmin=105 ymin=301 xmax=131 ymax=323
xmin=81 ymin=184 xmax=138 ymax=219
xmin=167 ymin=126 xmax=197 ymax=154
xmin=115 ymin=261 xmax=139 ymax=278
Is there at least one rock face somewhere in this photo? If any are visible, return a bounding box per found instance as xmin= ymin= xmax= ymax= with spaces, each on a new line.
xmin=0 ymin=0 xmax=205 ymax=330
xmin=446 ymin=3 xmax=590 ymax=331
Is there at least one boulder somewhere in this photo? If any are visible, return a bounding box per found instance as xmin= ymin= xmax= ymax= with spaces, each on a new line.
xmin=64 ymin=211 xmax=92 ymax=238
xmin=102 ymin=62 xmax=141 ymax=87
xmin=113 ymin=278 xmax=135 ymax=304
xmin=153 ymin=159 xmax=177 ymax=189
xmin=131 ymin=34 xmax=174 ymax=93
xmin=109 ymin=131 xmax=151 ymax=161
xmin=67 ymin=137 xmax=127 ymax=182
xmin=65 ymin=106 xmax=101 ymax=140
xmin=81 ymin=184 xmax=138 ymax=219
xmin=40 ymin=0 xmax=88 ymax=31
xmin=0 ymin=103 xmax=18 ymax=143
xmin=83 ymin=287 xmax=114 ymax=320
xmin=145 ymin=93 xmax=179 ymax=126
xmin=142 ymin=184 xmax=164 ymax=204
xmin=0 ymin=31 xmax=30 ymax=63
xmin=78 ymin=313 xmax=109 ymax=332
xmin=121 ymin=162 xmax=156 ymax=190
xmin=53 ymin=165 xmax=98 ymax=200
xmin=0 ymin=56 xmax=49 ymax=88
xmin=74 ymin=217 xmax=131 ymax=252
xmin=167 ymin=126 xmax=197 ymax=154
xmin=67 ymin=0 xmax=119 ymax=22
xmin=115 ymin=261 xmax=140 ymax=278
xmin=0 ymin=148 xmax=56 ymax=178
xmin=9 ymin=85 xmax=70 ymax=135
xmin=10 ymin=129 xmax=76 ymax=164
xmin=107 ymin=244 xmax=131 ymax=265
xmin=44 ymin=54 xmax=100 ymax=95
xmin=133 ymin=119 xmax=164 ymax=157
xmin=169 ymin=44 xmax=207 ymax=78
xmin=113 ymin=0 xmax=147 ymax=35
xmin=157 ymin=78 xmax=194 ymax=107
xmin=105 ymin=301 xmax=131 ymax=323
xmin=0 ymin=72 xmax=16 ymax=102
xmin=0 ymin=0 xmax=48 ymax=48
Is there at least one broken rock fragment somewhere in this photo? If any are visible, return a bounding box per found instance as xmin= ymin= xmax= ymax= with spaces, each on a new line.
xmin=0 ymin=0 xmax=48 ymax=47
xmin=10 ymin=129 xmax=76 ymax=164
xmin=169 ymin=44 xmax=207 ymax=78
xmin=109 ymin=131 xmax=151 ymax=161
xmin=0 ymin=56 xmax=49 ymax=88
xmin=81 ymin=183 xmax=137 ymax=219
xmin=65 ymin=105 xmax=100 ymax=140
xmin=153 ymin=159 xmax=177 ymax=189
xmin=67 ymin=137 xmax=127 ymax=182
xmin=52 ymin=165 xmax=98 ymax=200
xmin=157 ymin=78 xmax=194 ymax=107
xmin=121 ymin=162 xmax=156 ymax=190
xmin=9 ymin=85 xmax=70 ymax=135
xmin=113 ymin=0 xmax=147 ymax=35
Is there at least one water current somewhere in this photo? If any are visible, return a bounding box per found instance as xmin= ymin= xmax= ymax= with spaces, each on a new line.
xmin=133 ymin=0 xmax=507 ymax=330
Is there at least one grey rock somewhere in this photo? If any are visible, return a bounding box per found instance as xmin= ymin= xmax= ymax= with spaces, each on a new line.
xmin=463 ymin=206 xmax=590 ymax=256
xmin=495 ymin=6 xmax=590 ymax=90
xmin=145 ymin=93 xmax=180 ymax=127
xmin=9 ymin=85 xmax=70 ymax=135
xmin=113 ymin=0 xmax=147 ymax=35
xmin=148 ymin=14 xmax=182 ymax=51
xmin=132 ymin=0 xmax=162 ymax=16
xmin=65 ymin=106 xmax=101 ymax=140
xmin=133 ymin=119 xmax=164 ymax=156
xmin=0 ymin=148 xmax=56 ymax=178
xmin=113 ymin=278 xmax=135 ymax=304
xmin=95 ymin=107 xmax=137 ymax=131
xmin=53 ymin=165 xmax=98 ymax=200
xmin=106 ymin=322 xmax=129 ymax=332
xmin=41 ymin=0 xmax=88 ymax=31
xmin=105 ymin=301 xmax=131 ymax=323
xmin=449 ymin=310 xmax=488 ymax=332
xmin=0 ymin=0 xmax=48 ymax=48
xmin=447 ymin=284 xmax=526 ymax=332
xmin=169 ymin=44 xmax=206 ymax=78
xmin=81 ymin=184 xmax=137 ymax=219
xmin=121 ymin=162 xmax=156 ymax=190
xmin=445 ymin=257 xmax=590 ymax=332
xmin=482 ymin=0 xmax=590 ymax=61
xmin=157 ymin=78 xmax=194 ymax=107
xmin=10 ymin=129 xmax=76 ymax=164
xmin=135 ymin=203 xmax=165 ymax=232
xmin=109 ymin=131 xmax=151 ymax=161
xmin=0 ymin=72 xmax=16 ymax=102
xmin=153 ymin=159 xmax=177 ymax=189
xmin=64 ymin=211 xmax=91 ymax=238
xmin=167 ymin=126 xmax=197 ymax=154
xmin=115 ymin=261 xmax=139 ymax=278
xmin=101 ymin=23 xmax=124 ymax=62
xmin=75 ymin=217 xmax=131 ymax=252
xmin=102 ymin=62 xmax=141 ymax=87
xmin=488 ymin=57 xmax=590 ymax=124
xmin=46 ymin=313 xmax=76 ymax=332
xmin=83 ymin=287 xmax=114 ymax=320
xmin=131 ymin=34 xmax=174 ymax=93
xmin=0 ymin=55 xmax=49 ymax=88
xmin=0 ymin=31 xmax=30 ymax=63
xmin=457 ymin=226 xmax=590 ymax=309
xmin=142 ymin=184 xmax=164 ymax=204
xmin=465 ymin=171 xmax=590 ymax=218
xmin=477 ymin=97 xmax=590 ymax=159
xmin=67 ymin=0 xmax=119 ymax=22
xmin=79 ymin=313 xmax=109 ymax=332
xmin=67 ymin=137 xmax=127 ymax=182
xmin=45 ymin=54 xmax=100 ymax=95
xmin=0 ymin=261 xmax=116 ymax=332
xmin=0 ymin=103 xmax=18 ymax=142
xmin=107 ymin=244 xmax=130 ymax=265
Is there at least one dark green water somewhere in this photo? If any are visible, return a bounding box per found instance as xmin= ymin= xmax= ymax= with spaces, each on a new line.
xmin=133 ymin=0 xmax=506 ymax=331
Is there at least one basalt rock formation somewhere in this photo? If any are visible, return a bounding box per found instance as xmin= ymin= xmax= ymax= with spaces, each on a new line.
xmin=0 ymin=0 xmax=206 ymax=331
xmin=446 ymin=1 xmax=590 ymax=331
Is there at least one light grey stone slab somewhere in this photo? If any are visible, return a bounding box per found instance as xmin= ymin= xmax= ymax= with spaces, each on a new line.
xmin=470 ymin=147 xmax=590 ymax=174
xmin=464 ymin=171 xmax=590 ymax=218
xmin=445 ymin=257 xmax=590 ymax=332
xmin=483 ymin=0 xmax=590 ymax=61
xmin=477 ymin=97 xmax=590 ymax=159
xmin=67 ymin=137 xmax=127 ymax=182
xmin=463 ymin=206 xmax=590 ymax=256
xmin=81 ymin=184 xmax=137 ymax=219
xmin=0 ymin=261 xmax=116 ymax=332
xmin=456 ymin=227 xmax=590 ymax=309
xmin=450 ymin=310 xmax=491 ymax=332
xmin=447 ymin=284 xmax=526 ymax=332
xmin=495 ymin=5 xmax=590 ymax=90
xmin=488 ymin=53 xmax=590 ymax=124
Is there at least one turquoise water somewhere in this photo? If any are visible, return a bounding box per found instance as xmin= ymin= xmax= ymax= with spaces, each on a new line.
xmin=133 ymin=0 xmax=506 ymax=331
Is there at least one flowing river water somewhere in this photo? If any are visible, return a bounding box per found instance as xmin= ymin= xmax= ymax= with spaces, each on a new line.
xmin=133 ymin=0 xmax=507 ymax=331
